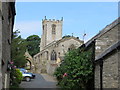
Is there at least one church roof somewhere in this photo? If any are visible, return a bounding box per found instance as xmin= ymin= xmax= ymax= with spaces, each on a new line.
xmin=56 ymin=36 xmax=84 ymax=44
xmin=95 ymin=40 xmax=120 ymax=61
xmin=38 ymin=36 xmax=83 ymax=54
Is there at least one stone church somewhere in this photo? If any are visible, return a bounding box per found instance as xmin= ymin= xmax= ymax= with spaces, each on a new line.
xmin=33 ymin=17 xmax=83 ymax=75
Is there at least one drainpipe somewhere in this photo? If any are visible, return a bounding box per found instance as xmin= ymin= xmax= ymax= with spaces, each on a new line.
xmin=100 ymin=60 xmax=103 ymax=90
xmin=92 ymin=40 xmax=95 ymax=90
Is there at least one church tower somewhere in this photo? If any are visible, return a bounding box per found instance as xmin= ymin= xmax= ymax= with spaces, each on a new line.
xmin=40 ymin=16 xmax=63 ymax=51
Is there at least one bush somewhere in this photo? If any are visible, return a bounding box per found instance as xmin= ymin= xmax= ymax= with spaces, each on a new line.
xmin=54 ymin=48 xmax=93 ymax=89
xmin=10 ymin=68 xmax=23 ymax=87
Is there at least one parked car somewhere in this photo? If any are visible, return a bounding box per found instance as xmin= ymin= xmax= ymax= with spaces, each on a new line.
xmin=25 ymin=72 xmax=36 ymax=79
xmin=21 ymin=71 xmax=32 ymax=82
xmin=18 ymin=68 xmax=27 ymax=73
xmin=18 ymin=68 xmax=36 ymax=81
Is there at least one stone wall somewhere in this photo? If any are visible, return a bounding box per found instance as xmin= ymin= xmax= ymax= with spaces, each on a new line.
xmin=118 ymin=50 xmax=120 ymax=88
xmin=0 ymin=1 xmax=2 ymax=89
xmin=94 ymin=63 xmax=100 ymax=88
xmin=2 ymin=2 xmax=11 ymax=88
xmin=0 ymin=2 xmax=15 ymax=89
xmin=24 ymin=51 xmax=36 ymax=73
xmin=95 ymin=19 xmax=118 ymax=56
xmin=95 ymin=49 xmax=119 ymax=88
xmin=84 ymin=18 xmax=119 ymax=89
xmin=34 ymin=37 xmax=83 ymax=75
xmin=94 ymin=17 xmax=119 ymax=88
xmin=102 ymin=51 xmax=118 ymax=88
xmin=40 ymin=18 xmax=63 ymax=51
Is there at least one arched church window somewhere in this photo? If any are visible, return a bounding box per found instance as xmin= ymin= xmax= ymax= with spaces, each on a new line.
xmin=51 ymin=50 xmax=57 ymax=60
xmin=52 ymin=24 xmax=56 ymax=34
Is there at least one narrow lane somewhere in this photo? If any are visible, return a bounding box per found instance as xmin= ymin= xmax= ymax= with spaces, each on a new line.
xmin=20 ymin=74 xmax=58 ymax=88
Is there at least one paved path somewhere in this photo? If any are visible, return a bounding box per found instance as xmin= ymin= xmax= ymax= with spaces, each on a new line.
xmin=20 ymin=73 xmax=58 ymax=88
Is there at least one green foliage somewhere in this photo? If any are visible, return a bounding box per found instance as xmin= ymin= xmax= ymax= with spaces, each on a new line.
xmin=62 ymin=35 xmax=71 ymax=39
xmin=12 ymin=30 xmax=41 ymax=67
xmin=26 ymin=35 xmax=41 ymax=57
xmin=10 ymin=69 xmax=23 ymax=87
xmin=11 ymin=30 xmax=27 ymax=67
xmin=54 ymin=48 xmax=93 ymax=89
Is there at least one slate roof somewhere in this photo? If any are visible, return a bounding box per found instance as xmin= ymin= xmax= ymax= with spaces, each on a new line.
xmin=84 ymin=17 xmax=120 ymax=47
xmin=95 ymin=40 xmax=120 ymax=61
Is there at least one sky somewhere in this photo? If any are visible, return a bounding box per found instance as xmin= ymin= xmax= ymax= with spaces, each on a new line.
xmin=14 ymin=2 xmax=118 ymax=42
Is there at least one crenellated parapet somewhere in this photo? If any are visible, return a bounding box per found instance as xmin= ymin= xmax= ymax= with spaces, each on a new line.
xmin=40 ymin=16 xmax=63 ymax=51
xmin=42 ymin=16 xmax=63 ymax=23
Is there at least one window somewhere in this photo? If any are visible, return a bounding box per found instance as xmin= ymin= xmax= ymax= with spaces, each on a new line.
xmin=68 ymin=48 xmax=71 ymax=51
xmin=43 ymin=25 xmax=44 ymax=34
xmin=43 ymin=25 xmax=44 ymax=30
xmin=68 ymin=44 xmax=75 ymax=51
xmin=52 ymin=24 xmax=56 ymax=34
xmin=51 ymin=50 xmax=57 ymax=60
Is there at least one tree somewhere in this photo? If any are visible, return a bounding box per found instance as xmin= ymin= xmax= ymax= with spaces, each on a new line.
xmin=11 ymin=31 xmax=41 ymax=67
xmin=54 ymin=48 xmax=93 ymax=89
xmin=11 ymin=30 xmax=27 ymax=67
xmin=26 ymin=35 xmax=41 ymax=57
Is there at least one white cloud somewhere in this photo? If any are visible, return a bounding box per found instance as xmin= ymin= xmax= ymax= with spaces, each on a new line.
xmin=13 ymin=21 xmax=42 ymax=39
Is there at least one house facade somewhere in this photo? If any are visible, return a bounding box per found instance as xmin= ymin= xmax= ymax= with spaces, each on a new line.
xmin=0 ymin=1 xmax=16 ymax=89
xmin=83 ymin=17 xmax=119 ymax=89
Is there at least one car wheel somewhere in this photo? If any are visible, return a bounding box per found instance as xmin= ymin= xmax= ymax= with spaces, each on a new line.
xmin=25 ymin=77 xmax=31 ymax=82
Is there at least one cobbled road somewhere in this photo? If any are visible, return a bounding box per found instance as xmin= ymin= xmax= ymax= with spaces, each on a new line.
xmin=19 ymin=73 xmax=58 ymax=88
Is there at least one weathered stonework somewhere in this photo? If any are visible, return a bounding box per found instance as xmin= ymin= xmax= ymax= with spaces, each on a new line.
xmin=40 ymin=18 xmax=63 ymax=51
xmin=84 ymin=18 xmax=119 ymax=89
xmin=94 ymin=18 xmax=119 ymax=89
xmin=118 ymin=50 xmax=120 ymax=88
xmin=95 ymin=18 xmax=119 ymax=56
xmin=102 ymin=52 xmax=118 ymax=88
xmin=94 ymin=63 xmax=100 ymax=88
xmin=34 ymin=37 xmax=83 ymax=75
xmin=34 ymin=18 xmax=83 ymax=75
xmin=0 ymin=2 xmax=2 ymax=88
xmin=24 ymin=50 xmax=35 ymax=73
xmin=0 ymin=1 xmax=15 ymax=89
xmin=95 ymin=42 xmax=120 ymax=89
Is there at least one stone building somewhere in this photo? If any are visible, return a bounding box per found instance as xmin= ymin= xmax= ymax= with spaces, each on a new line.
xmin=0 ymin=1 xmax=16 ymax=89
xmin=83 ymin=17 xmax=119 ymax=89
xmin=24 ymin=50 xmax=35 ymax=73
xmin=95 ymin=40 xmax=120 ymax=89
xmin=94 ymin=18 xmax=119 ymax=89
xmin=33 ymin=17 xmax=83 ymax=75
